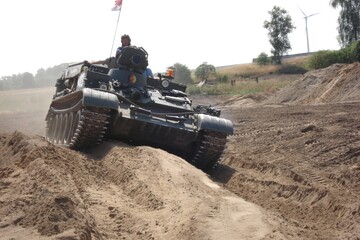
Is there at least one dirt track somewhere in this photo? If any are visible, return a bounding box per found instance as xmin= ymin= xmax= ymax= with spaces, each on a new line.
xmin=216 ymin=102 xmax=360 ymax=239
xmin=0 ymin=63 xmax=359 ymax=239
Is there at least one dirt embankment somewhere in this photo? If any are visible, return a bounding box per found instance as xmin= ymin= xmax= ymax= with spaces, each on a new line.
xmin=0 ymin=62 xmax=360 ymax=239
xmin=0 ymin=132 xmax=281 ymax=239
xmin=213 ymin=62 xmax=360 ymax=239
xmin=216 ymin=102 xmax=360 ymax=239
xmin=265 ymin=62 xmax=360 ymax=104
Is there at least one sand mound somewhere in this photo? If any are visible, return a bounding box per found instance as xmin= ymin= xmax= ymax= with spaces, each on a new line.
xmin=0 ymin=131 xmax=280 ymax=239
xmin=265 ymin=62 xmax=360 ymax=104
xmin=222 ymin=93 xmax=270 ymax=108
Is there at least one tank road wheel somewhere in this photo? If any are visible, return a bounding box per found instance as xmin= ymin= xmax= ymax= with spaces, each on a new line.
xmin=46 ymin=106 xmax=110 ymax=149
xmin=190 ymin=130 xmax=228 ymax=171
xmin=61 ymin=113 xmax=76 ymax=145
xmin=53 ymin=114 xmax=62 ymax=144
xmin=58 ymin=114 xmax=67 ymax=144
xmin=47 ymin=114 xmax=55 ymax=143
xmin=46 ymin=113 xmax=56 ymax=144
xmin=63 ymin=112 xmax=75 ymax=145
xmin=47 ymin=112 xmax=73 ymax=146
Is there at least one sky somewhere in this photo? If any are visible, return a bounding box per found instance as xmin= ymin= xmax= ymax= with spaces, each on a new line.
xmin=0 ymin=0 xmax=340 ymax=77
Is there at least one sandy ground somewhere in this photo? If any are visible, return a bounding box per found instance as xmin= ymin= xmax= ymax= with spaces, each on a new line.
xmin=0 ymin=62 xmax=359 ymax=239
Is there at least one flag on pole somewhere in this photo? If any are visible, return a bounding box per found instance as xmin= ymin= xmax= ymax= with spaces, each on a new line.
xmin=110 ymin=0 xmax=123 ymax=56
xmin=111 ymin=0 xmax=123 ymax=11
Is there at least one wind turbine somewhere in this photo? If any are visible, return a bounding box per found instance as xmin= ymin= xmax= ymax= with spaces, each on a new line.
xmin=298 ymin=6 xmax=319 ymax=53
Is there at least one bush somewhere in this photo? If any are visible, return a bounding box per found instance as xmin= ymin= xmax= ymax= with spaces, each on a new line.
xmin=256 ymin=52 xmax=271 ymax=65
xmin=308 ymin=50 xmax=338 ymax=69
xmin=308 ymin=40 xmax=360 ymax=69
xmin=277 ymin=64 xmax=308 ymax=74
xmin=350 ymin=40 xmax=360 ymax=62
xmin=187 ymin=85 xmax=202 ymax=95
xmin=216 ymin=74 xmax=229 ymax=83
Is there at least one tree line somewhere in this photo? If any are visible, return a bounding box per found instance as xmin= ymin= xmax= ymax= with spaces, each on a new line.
xmin=0 ymin=63 xmax=68 ymax=91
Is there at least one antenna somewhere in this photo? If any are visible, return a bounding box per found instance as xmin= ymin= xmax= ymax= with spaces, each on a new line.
xmin=298 ymin=6 xmax=319 ymax=53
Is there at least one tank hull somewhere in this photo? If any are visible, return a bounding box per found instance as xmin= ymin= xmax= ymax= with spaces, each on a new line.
xmin=46 ymin=57 xmax=233 ymax=170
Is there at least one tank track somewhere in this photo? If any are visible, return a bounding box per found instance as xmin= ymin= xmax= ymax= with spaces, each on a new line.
xmin=46 ymin=106 xmax=110 ymax=150
xmin=191 ymin=130 xmax=228 ymax=170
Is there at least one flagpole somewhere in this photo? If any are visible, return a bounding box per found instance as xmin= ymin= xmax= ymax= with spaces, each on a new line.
xmin=110 ymin=9 xmax=122 ymax=58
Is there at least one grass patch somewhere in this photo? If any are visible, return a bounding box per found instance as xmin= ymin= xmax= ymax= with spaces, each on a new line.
xmin=187 ymin=78 xmax=294 ymax=96
xmin=216 ymin=57 xmax=309 ymax=77
xmin=189 ymin=56 xmax=309 ymax=96
xmin=216 ymin=64 xmax=280 ymax=77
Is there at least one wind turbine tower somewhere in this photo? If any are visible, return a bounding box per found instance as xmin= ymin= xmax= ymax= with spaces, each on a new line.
xmin=299 ymin=7 xmax=319 ymax=53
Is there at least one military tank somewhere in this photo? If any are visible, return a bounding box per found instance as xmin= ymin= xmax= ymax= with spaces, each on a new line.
xmin=45 ymin=46 xmax=233 ymax=170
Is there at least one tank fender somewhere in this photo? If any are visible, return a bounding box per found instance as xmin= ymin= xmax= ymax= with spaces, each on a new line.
xmin=196 ymin=114 xmax=233 ymax=135
xmin=82 ymin=88 xmax=119 ymax=110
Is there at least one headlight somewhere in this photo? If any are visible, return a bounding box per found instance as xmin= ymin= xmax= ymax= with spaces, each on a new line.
xmin=161 ymin=79 xmax=170 ymax=88
xmin=99 ymin=83 xmax=108 ymax=90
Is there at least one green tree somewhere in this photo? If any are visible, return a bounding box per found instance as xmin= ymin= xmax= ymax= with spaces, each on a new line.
xmin=171 ymin=63 xmax=193 ymax=85
xmin=194 ymin=62 xmax=216 ymax=85
xmin=35 ymin=68 xmax=48 ymax=87
xmin=20 ymin=72 xmax=35 ymax=88
xmin=11 ymin=74 xmax=23 ymax=89
xmin=263 ymin=6 xmax=295 ymax=64
xmin=0 ymin=76 xmax=14 ymax=90
xmin=330 ymin=0 xmax=360 ymax=47
xmin=256 ymin=52 xmax=271 ymax=65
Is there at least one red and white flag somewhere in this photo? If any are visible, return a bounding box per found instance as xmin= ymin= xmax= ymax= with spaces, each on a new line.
xmin=111 ymin=0 xmax=123 ymax=11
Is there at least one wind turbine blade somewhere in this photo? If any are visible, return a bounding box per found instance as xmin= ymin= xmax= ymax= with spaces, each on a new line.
xmin=297 ymin=5 xmax=306 ymax=16
xmin=308 ymin=12 xmax=320 ymax=18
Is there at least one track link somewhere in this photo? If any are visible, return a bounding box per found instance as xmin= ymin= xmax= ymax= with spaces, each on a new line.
xmin=191 ymin=130 xmax=228 ymax=170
